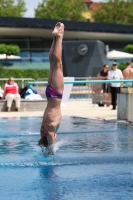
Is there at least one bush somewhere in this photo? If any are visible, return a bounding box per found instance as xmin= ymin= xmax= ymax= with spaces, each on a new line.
xmin=118 ymin=62 xmax=126 ymax=71
xmin=124 ymin=44 xmax=133 ymax=54
xmin=0 ymin=69 xmax=49 ymax=79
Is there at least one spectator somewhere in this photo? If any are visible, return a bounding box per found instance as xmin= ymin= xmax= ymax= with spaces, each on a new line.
xmin=123 ymin=60 xmax=133 ymax=87
xmin=97 ymin=64 xmax=111 ymax=106
xmin=1 ymin=77 xmax=21 ymax=112
xmin=108 ymin=62 xmax=123 ymax=110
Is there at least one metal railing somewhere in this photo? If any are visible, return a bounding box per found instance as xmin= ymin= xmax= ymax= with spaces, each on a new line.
xmin=1 ymin=77 xmax=132 ymax=103
xmin=25 ymin=77 xmax=133 ymax=102
xmin=25 ymin=77 xmax=92 ymax=101
xmin=0 ymin=78 xmax=35 ymax=88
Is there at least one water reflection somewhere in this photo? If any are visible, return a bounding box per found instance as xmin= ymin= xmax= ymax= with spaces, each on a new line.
xmin=0 ymin=139 xmax=32 ymax=156
xmin=39 ymin=166 xmax=61 ymax=200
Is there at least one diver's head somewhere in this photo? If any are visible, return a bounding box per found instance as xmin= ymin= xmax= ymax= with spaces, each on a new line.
xmin=38 ymin=136 xmax=48 ymax=147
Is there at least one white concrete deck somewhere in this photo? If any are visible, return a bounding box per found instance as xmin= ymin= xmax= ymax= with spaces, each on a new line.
xmin=0 ymin=100 xmax=117 ymax=120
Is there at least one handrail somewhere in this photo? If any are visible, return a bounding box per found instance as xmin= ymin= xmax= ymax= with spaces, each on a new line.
xmin=0 ymin=78 xmax=35 ymax=87
xmin=25 ymin=79 xmax=133 ymax=85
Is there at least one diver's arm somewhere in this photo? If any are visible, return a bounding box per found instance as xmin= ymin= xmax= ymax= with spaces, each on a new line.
xmin=46 ymin=123 xmax=56 ymax=146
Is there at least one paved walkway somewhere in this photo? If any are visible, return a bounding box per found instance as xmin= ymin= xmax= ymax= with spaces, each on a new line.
xmin=0 ymin=100 xmax=117 ymax=120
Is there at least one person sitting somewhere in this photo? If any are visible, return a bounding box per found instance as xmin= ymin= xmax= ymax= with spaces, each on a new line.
xmin=1 ymin=77 xmax=21 ymax=112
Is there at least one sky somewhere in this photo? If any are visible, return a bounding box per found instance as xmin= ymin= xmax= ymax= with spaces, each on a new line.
xmin=24 ymin=0 xmax=107 ymax=18
xmin=24 ymin=0 xmax=39 ymax=18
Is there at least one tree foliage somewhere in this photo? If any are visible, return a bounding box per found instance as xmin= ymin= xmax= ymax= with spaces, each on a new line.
xmin=118 ymin=62 xmax=126 ymax=71
xmin=0 ymin=44 xmax=20 ymax=57
xmin=35 ymin=0 xmax=86 ymax=21
xmin=0 ymin=0 xmax=26 ymax=17
xmin=93 ymin=0 xmax=133 ymax=25
xmin=124 ymin=44 xmax=133 ymax=54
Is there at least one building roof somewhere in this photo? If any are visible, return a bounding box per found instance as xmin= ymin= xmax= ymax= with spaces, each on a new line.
xmin=90 ymin=2 xmax=100 ymax=10
xmin=85 ymin=0 xmax=100 ymax=10
xmin=0 ymin=16 xmax=132 ymax=34
xmin=0 ymin=17 xmax=133 ymax=42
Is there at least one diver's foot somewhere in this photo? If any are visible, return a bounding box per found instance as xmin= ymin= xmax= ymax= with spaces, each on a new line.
xmin=52 ymin=22 xmax=64 ymax=38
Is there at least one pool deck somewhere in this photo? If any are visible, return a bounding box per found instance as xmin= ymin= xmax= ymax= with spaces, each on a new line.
xmin=0 ymin=100 xmax=117 ymax=121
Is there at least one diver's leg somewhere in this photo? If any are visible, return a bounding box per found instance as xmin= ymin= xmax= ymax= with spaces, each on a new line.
xmin=49 ymin=37 xmax=56 ymax=63
xmin=51 ymin=22 xmax=64 ymax=94
xmin=48 ymin=37 xmax=56 ymax=85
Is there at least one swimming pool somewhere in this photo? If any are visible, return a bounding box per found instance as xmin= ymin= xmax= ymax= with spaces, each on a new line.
xmin=0 ymin=116 xmax=133 ymax=200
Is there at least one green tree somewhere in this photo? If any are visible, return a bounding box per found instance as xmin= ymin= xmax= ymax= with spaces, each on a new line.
xmin=0 ymin=0 xmax=26 ymax=17
xmin=0 ymin=44 xmax=20 ymax=60
xmin=93 ymin=0 xmax=133 ymax=25
xmin=124 ymin=44 xmax=133 ymax=54
xmin=35 ymin=0 xmax=86 ymax=21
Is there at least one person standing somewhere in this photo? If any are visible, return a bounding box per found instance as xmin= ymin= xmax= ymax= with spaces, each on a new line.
xmin=123 ymin=60 xmax=133 ymax=78
xmin=97 ymin=64 xmax=111 ymax=106
xmin=108 ymin=62 xmax=123 ymax=110
xmin=123 ymin=60 xmax=133 ymax=87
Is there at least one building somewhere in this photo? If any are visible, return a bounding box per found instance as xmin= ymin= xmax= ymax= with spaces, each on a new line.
xmin=82 ymin=0 xmax=100 ymax=22
xmin=0 ymin=17 xmax=133 ymax=69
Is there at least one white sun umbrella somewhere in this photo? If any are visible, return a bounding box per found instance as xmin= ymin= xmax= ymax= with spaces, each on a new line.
xmin=0 ymin=54 xmax=21 ymax=59
xmin=107 ymin=50 xmax=133 ymax=60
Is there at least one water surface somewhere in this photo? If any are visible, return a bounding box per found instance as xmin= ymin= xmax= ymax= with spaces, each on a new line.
xmin=0 ymin=116 xmax=133 ymax=200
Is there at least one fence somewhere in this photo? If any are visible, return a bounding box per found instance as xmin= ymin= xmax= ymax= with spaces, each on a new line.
xmin=0 ymin=78 xmax=35 ymax=88
xmin=1 ymin=77 xmax=133 ymax=104
xmin=24 ymin=77 xmax=133 ymax=104
xmin=33 ymin=77 xmax=92 ymax=100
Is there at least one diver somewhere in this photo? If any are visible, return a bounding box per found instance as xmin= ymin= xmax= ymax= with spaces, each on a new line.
xmin=38 ymin=22 xmax=65 ymax=155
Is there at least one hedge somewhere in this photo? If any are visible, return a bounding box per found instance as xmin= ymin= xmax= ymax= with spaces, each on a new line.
xmin=0 ymin=68 xmax=49 ymax=79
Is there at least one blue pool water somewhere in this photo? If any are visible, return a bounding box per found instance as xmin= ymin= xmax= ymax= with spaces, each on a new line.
xmin=0 ymin=116 xmax=133 ymax=200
